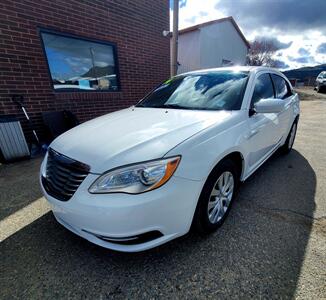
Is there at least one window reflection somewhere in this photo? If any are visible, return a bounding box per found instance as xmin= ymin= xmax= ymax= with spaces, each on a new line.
xmin=251 ymin=74 xmax=274 ymax=106
xmin=41 ymin=32 xmax=119 ymax=91
xmin=271 ymin=74 xmax=292 ymax=99
xmin=138 ymin=71 xmax=248 ymax=111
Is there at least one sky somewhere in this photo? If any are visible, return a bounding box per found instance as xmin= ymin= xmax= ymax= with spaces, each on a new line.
xmin=170 ymin=0 xmax=326 ymax=70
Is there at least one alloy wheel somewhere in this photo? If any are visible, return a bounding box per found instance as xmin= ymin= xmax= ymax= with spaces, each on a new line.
xmin=207 ymin=171 xmax=234 ymax=224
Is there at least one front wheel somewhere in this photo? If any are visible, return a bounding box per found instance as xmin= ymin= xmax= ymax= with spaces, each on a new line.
xmin=280 ymin=121 xmax=297 ymax=154
xmin=316 ymin=85 xmax=324 ymax=93
xmin=192 ymin=159 xmax=239 ymax=234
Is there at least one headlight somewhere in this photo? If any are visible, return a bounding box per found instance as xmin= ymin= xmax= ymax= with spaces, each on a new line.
xmin=89 ymin=156 xmax=181 ymax=194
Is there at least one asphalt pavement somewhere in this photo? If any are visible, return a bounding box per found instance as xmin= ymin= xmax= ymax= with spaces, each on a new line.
xmin=1 ymin=93 xmax=325 ymax=299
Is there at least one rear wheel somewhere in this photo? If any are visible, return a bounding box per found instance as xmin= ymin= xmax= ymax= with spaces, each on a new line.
xmin=193 ymin=159 xmax=239 ymax=234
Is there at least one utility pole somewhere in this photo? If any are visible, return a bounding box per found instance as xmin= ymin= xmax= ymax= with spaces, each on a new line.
xmin=89 ymin=47 xmax=97 ymax=82
xmin=171 ymin=0 xmax=179 ymax=77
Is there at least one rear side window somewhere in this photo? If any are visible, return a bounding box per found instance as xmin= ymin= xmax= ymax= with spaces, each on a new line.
xmin=251 ymin=73 xmax=274 ymax=107
xmin=271 ymin=74 xmax=292 ymax=99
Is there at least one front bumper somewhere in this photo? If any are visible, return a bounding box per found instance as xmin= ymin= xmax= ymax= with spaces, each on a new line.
xmin=317 ymin=81 xmax=326 ymax=87
xmin=40 ymin=165 xmax=203 ymax=252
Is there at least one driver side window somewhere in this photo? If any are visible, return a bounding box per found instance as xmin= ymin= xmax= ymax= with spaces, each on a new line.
xmin=271 ymin=74 xmax=292 ymax=99
xmin=251 ymin=73 xmax=274 ymax=108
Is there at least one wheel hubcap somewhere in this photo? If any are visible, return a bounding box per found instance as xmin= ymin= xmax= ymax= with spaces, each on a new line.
xmin=288 ymin=123 xmax=297 ymax=149
xmin=207 ymin=171 xmax=234 ymax=224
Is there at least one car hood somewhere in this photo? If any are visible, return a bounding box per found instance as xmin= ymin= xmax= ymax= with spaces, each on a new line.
xmin=50 ymin=107 xmax=232 ymax=173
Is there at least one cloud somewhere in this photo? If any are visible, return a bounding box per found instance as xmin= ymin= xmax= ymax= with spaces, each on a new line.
xmin=183 ymin=10 xmax=209 ymax=24
xmin=215 ymin=0 xmax=326 ymax=34
xmin=288 ymin=56 xmax=316 ymax=64
xmin=170 ymin=0 xmax=187 ymax=9
xmin=198 ymin=11 xmax=208 ymax=17
xmin=174 ymin=0 xmax=326 ymax=69
xmin=316 ymin=43 xmax=326 ymax=54
xmin=42 ymin=32 xmax=115 ymax=67
xmin=273 ymin=60 xmax=289 ymax=69
xmin=172 ymin=0 xmax=225 ymax=31
xmin=185 ymin=16 xmax=197 ymax=23
xmin=180 ymin=0 xmax=187 ymax=8
xmin=298 ymin=48 xmax=310 ymax=56
xmin=255 ymin=36 xmax=293 ymax=50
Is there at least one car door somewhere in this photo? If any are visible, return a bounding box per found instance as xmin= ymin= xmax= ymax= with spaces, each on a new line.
xmin=270 ymin=74 xmax=295 ymax=140
xmin=246 ymin=72 xmax=281 ymax=170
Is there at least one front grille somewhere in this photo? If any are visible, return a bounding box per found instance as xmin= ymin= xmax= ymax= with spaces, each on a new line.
xmin=42 ymin=148 xmax=90 ymax=201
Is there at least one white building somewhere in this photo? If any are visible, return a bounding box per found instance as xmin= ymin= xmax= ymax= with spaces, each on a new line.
xmin=177 ymin=17 xmax=250 ymax=74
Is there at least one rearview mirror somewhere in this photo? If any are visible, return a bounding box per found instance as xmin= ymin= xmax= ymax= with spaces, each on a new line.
xmin=254 ymin=98 xmax=285 ymax=114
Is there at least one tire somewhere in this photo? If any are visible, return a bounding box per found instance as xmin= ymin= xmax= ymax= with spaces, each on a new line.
xmin=192 ymin=159 xmax=239 ymax=234
xmin=280 ymin=120 xmax=298 ymax=154
xmin=316 ymin=85 xmax=325 ymax=93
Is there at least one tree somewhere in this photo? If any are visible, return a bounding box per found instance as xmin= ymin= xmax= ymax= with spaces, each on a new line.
xmin=247 ymin=40 xmax=277 ymax=67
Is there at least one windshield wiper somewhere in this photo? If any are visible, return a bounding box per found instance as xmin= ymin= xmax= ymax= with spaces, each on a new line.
xmin=137 ymin=103 xmax=218 ymax=110
xmin=157 ymin=103 xmax=192 ymax=110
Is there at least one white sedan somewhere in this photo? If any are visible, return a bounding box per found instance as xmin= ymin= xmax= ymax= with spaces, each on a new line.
xmin=40 ymin=66 xmax=300 ymax=252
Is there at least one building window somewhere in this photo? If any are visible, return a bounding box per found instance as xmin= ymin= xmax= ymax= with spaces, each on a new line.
xmin=40 ymin=30 xmax=119 ymax=91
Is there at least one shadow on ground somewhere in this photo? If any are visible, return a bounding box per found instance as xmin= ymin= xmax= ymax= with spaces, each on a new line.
xmin=0 ymin=157 xmax=43 ymax=220
xmin=0 ymin=150 xmax=316 ymax=299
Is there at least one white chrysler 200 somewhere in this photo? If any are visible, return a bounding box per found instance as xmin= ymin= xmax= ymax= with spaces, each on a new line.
xmin=40 ymin=66 xmax=300 ymax=252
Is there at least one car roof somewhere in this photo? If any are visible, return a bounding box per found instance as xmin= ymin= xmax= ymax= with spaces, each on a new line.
xmin=177 ymin=66 xmax=294 ymax=89
xmin=180 ymin=66 xmax=284 ymax=78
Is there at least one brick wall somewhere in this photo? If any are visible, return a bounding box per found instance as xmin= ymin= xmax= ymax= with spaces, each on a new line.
xmin=0 ymin=0 xmax=170 ymax=143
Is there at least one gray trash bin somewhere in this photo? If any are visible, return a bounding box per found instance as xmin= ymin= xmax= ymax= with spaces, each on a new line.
xmin=0 ymin=115 xmax=30 ymax=162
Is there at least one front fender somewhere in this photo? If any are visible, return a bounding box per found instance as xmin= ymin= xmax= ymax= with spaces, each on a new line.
xmin=166 ymin=112 xmax=249 ymax=182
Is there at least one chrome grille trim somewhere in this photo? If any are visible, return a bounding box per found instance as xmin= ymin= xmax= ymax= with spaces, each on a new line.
xmin=42 ymin=148 xmax=90 ymax=201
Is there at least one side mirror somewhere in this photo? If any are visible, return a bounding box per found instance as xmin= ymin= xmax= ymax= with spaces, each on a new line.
xmin=254 ymin=98 xmax=285 ymax=114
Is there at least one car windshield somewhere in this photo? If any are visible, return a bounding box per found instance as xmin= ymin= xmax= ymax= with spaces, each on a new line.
xmin=136 ymin=71 xmax=249 ymax=111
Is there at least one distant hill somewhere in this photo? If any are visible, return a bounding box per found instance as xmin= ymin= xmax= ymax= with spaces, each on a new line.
xmin=82 ymin=65 xmax=116 ymax=78
xmin=283 ymin=64 xmax=326 ymax=81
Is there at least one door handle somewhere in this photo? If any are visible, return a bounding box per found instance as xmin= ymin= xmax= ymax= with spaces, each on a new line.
xmin=246 ymin=129 xmax=259 ymax=139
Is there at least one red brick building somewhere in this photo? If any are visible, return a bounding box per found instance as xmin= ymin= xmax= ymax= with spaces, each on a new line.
xmin=0 ymin=0 xmax=170 ymax=143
